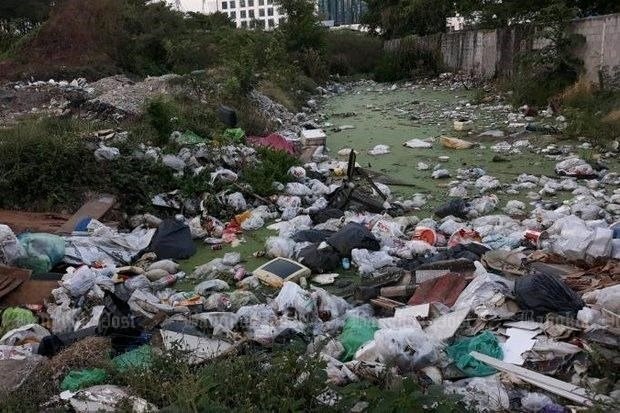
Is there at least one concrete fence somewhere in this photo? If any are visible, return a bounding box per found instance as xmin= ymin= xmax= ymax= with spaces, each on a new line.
xmin=385 ymin=13 xmax=620 ymax=84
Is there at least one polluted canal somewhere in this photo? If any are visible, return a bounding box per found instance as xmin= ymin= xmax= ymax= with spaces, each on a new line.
xmin=1 ymin=76 xmax=619 ymax=411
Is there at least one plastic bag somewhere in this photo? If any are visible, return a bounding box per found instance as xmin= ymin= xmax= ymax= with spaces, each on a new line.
xmin=446 ymin=331 xmax=503 ymax=377
xmin=351 ymin=249 xmax=395 ymax=275
xmin=0 ymin=307 xmax=36 ymax=337
xmin=0 ymin=323 xmax=50 ymax=346
xmin=240 ymin=214 xmax=264 ymax=231
xmin=514 ymin=272 xmax=584 ymax=316
xmin=210 ymin=168 xmax=238 ymax=184
xmin=452 ymin=262 xmax=514 ymax=312
xmin=0 ymin=224 xmax=25 ymax=265
xmin=15 ymin=233 xmax=65 ymax=274
xmin=147 ymin=259 xmax=179 ymax=274
xmin=162 ymin=154 xmax=186 ymax=172
xmin=582 ymin=284 xmax=620 ymax=314
xmin=195 ymin=279 xmax=230 ymax=295
xmin=62 ymin=266 xmax=97 ymax=297
xmin=475 ymin=175 xmax=501 ymax=193
xmin=286 ymin=182 xmax=312 ymax=196
xmin=61 ymin=369 xmax=108 ymax=391
xmin=339 ymin=316 xmax=379 ymax=361
xmin=273 ymin=282 xmax=316 ymax=322
xmin=373 ymin=327 xmax=439 ymax=371
xmin=312 ymin=288 xmax=351 ymax=321
xmin=443 ymin=375 xmax=509 ymax=411
xmin=327 ymin=223 xmax=380 ymax=257
xmin=288 ymin=166 xmax=306 ymax=180
xmin=368 ymin=144 xmax=390 ymax=155
xmin=192 ymin=258 xmax=228 ymax=279
xmin=440 ymin=136 xmax=474 ymax=149
xmin=112 ymin=345 xmax=153 ymax=372
xmin=265 ymin=236 xmax=296 ymax=258
xmin=227 ymin=192 xmax=247 ymax=211
xmin=222 ymin=252 xmax=241 ymax=266
xmin=94 ymin=145 xmax=120 ymax=161
xmin=371 ymin=219 xmax=405 ymax=247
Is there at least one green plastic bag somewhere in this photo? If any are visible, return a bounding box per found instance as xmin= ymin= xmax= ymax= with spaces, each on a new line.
xmin=223 ymin=128 xmax=245 ymax=143
xmin=15 ymin=233 xmax=65 ymax=274
xmin=61 ymin=368 xmax=108 ymax=391
xmin=446 ymin=331 xmax=503 ymax=377
xmin=339 ymin=316 xmax=379 ymax=362
xmin=112 ymin=345 xmax=153 ymax=372
xmin=0 ymin=307 xmax=37 ymax=336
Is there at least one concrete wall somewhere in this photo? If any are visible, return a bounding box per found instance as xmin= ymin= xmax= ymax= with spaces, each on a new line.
xmin=387 ymin=13 xmax=620 ymax=84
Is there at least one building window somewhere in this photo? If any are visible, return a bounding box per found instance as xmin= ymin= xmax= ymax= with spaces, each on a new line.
xmin=240 ymin=0 xmax=245 ymax=7
xmin=249 ymin=10 xmax=255 ymax=18
xmin=267 ymin=7 xmax=273 ymax=16
xmin=268 ymin=18 xmax=274 ymax=27
xmin=241 ymin=21 xmax=248 ymax=28
xmin=277 ymin=6 xmax=283 ymax=14
xmin=267 ymin=0 xmax=272 ymax=4
xmin=230 ymin=1 xmax=235 ymax=8
xmin=248 ymin=0 xmax=254 ymax=6
xmin=221 ymin=1 xmax=227 ymax=9
xmin=258 ymin=0 xmax=264 ymax=5
xmin=229 ymin=11 xmax=236 ymax=18
xmin=241 ymin=10 xmax=246 ymax=18
xmin=259 ymin=9 xmax=265 ymax=17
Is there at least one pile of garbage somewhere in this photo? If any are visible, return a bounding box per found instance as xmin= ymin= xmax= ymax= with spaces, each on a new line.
xmin=1 ymin=76 xmax=619 ymax=411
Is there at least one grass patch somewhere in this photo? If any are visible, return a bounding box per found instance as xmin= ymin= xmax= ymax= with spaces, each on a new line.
xmin=0 ymin=116 xmax=175 ymax=213
xmin=557 ymin=79 xmax=620 ymax=144
xmin=375 ymin=38 xmax=441 ymax=82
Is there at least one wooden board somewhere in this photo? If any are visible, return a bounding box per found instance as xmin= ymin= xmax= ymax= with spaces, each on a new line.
xmin=57 ymin=194 xmax=116 ymax=234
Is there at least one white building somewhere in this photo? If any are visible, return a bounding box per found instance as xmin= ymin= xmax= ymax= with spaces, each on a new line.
xmin=168 ymin=0 xmax=287 ymax=29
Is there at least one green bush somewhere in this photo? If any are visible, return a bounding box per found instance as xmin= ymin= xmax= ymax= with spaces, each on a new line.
xmin=242 ymin=148 xmax=300 ymax=196
xmin=325 ymin=31 xmax=383 ymax=76
xmin=563 ymin=89 xmax=620 ymax=143
xmin=0 ymin=116 xmax=175 ymax=213
xmin=375 ymin=39 xmax=441 ymax=82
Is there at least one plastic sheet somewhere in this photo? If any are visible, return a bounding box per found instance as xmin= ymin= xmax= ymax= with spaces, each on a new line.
xmin=265 ymin=236 xmax=296 ymax=258
xmin=446 ymin=331 xmax=503 ymax=377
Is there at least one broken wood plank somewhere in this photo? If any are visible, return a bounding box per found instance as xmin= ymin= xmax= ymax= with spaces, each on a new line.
xmin=57 ymin=194 xmax=116 ymax=234
xmin=470 ymin=351 xmax=606 ymax=406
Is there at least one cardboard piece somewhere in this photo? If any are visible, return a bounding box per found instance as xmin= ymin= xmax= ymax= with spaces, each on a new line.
xmin=57 ymin=194 xmax=116 ymax=235
xmin=424 ymin=309 xmax=469 ymax=341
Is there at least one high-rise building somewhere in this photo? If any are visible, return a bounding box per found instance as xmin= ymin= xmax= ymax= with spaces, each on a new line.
xmin=316 ymin=0 xmax=366 ymax=26
xmin=167 ymin=0 xmax=287 ymax=29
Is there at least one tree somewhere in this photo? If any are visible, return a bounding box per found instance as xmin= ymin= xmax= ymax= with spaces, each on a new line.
xmin=0 ymin=0 xmax=53 ymax=34
xmin=362 ymin=0 xmax=453 ymax=39
xmin=275 ymin=0 xmax=326 ymax=53
xmin=454 ymin=0 xmax=620 ymax=29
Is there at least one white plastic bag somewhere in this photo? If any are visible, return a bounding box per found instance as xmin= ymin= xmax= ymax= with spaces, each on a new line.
xmin=162 ymin=154 xmax=186 ymax=172
xmin=0 ymin=224 xmax=25 ymax=265
xmin=371 ymin=219 xmax=404 ymax=247
xmin=227 ymin=192 xmax=247 ymax=211
xmin=62 ymin=266 xmax=96 ymax=297
xmin=373 ymin=328 xmax=439 ymax=371
xmin=240 ymin=214 xmax=264 ymax=231
xmin=351 ymin=249 xmax=396 ymax=275
xmin=285 ymin=182 xmax=312 ymax=196
xmin=273 ymin=282 xmax=316 ymax=322
xmin=222 ymin=252 xmax=241 ymax=266
xmin=288 ymin=166 xmax=307 ymax=180
xmin=265 ymin=236 xmax=295 ymax=258
xmin=368 ymin=144 xmax=390 ymax=155
xmin=210 ymin=168 xmax=238 ymax=184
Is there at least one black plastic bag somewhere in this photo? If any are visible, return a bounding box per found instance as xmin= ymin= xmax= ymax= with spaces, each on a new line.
xmin=149 ymin=219 xmax=196 ymax=260
xmin=515 ymin=273 xmax=584 ymax=316
xmin=292 ymin=229 xmax=334 ymax=243
xmin=298 ymin=244 xmax=340 ymax=273
xmin=435 ymin=198 xmax=469 ymax=219
xmin=326 ymin=222 xmax=380 ymax=257
xmin=310 ymin=208 xmax=345 ymax=224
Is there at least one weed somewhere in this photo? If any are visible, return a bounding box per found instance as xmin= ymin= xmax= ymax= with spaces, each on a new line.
xmin=241 ymin=148 xmax=300 ymax=196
